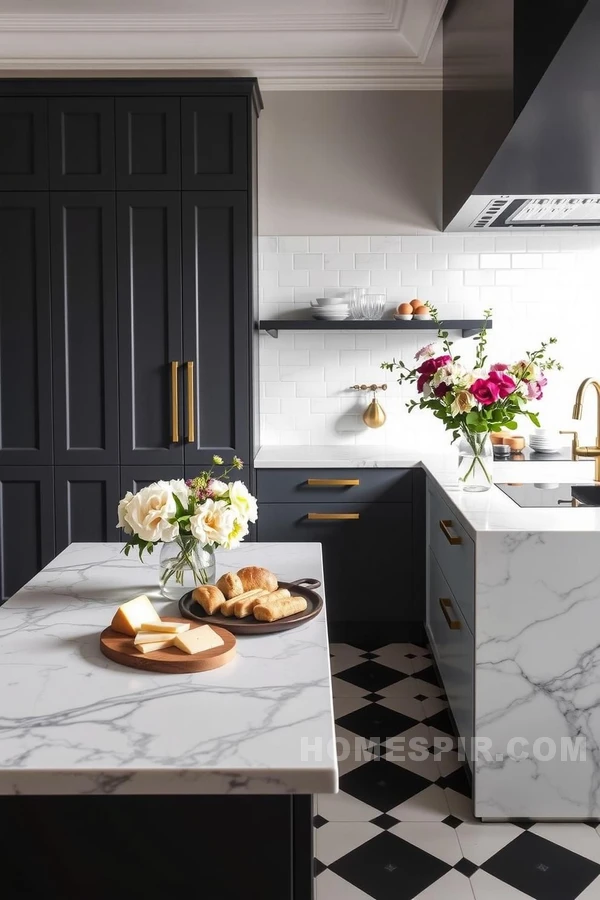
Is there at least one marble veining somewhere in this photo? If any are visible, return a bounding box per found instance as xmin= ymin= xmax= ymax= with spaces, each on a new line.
xmin=0 ymin=542 xmax=337 ymax=796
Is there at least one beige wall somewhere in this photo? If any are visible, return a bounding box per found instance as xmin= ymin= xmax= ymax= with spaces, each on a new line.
xmin=257 ymin=91 xmax=442 ymax=235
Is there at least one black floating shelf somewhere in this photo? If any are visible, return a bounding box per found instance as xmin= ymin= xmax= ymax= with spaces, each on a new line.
xmin=259 ymin=319 xmax=492 ymax=339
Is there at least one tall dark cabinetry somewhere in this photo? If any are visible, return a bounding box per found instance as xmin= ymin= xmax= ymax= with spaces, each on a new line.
xmin=0 ymin=79 xmax=261 ymax=603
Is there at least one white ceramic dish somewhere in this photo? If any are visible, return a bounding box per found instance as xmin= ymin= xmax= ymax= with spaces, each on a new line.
xmin=311 ymin=297 xmax=346 ymax=307
xmin=393 ymin=314 xmax=413 ymax=321
xmin=412 ymin=313 xmax=432 ymax=320
xmin=312 ymin=313 xmax=349 ymax=321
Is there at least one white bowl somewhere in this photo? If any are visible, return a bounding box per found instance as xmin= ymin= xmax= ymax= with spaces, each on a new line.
xmin=394 ymin=314 xmax=413 ymax=321
xmin=311 ymin=297 xmax=346 ymax=307
xmin=312 ymin=312 xmax=349 ymax=320
xmin=413 ymin=313 xmax=432 ymax=320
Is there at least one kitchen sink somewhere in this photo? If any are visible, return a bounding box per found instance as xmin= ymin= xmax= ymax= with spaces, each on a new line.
xmin=496 ymin=482 xmax=600 ymax=508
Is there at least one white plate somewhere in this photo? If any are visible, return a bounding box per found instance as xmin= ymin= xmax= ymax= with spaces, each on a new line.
xmin=393 ymin=314 xmax=413 ymax=321
xmin=312 ymin=313 xmax=349 ymax=321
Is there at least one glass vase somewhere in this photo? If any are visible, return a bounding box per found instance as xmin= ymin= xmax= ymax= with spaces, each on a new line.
xmin=458 ymin=431 xmax=494 ymax=492
xmin=159 ymin=535 xmax=216 ymax=600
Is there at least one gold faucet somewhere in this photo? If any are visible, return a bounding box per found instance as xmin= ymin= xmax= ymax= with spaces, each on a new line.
xmin=561 ymin=378 xmax=600 ymax=481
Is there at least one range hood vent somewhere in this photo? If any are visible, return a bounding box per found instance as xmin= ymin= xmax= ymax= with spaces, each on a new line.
xmin=443 ymin=0 xmax=600 ymax=230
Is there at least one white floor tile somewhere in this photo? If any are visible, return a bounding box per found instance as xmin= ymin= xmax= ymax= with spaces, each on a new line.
xmin=379 ymin=676 xmax=444 ymax=699
xmin=576 ymin=874 xmax=600 ymax=898
xmin=331 ymin=676 xmax=367 ymax=697
xmin=317 ymin=790 xmax=379 ymax=822
xmin=330 ymin=655 xmax=364 ymax=675
xmin=334 ymin=725 xmax=377 ymax=775
xmin=456 ymin=822 xmax=521 ymax=865
xmin=445 ymin=788 xmax=475 ymax=823
xmin=389 ymin=822 xmax=463 ymax=865
xmin=411 ymin=657 xmax=435 ymax=674
xmin=413 ymin=868 xmax=476 ymax=899
xmin=530 ymin=823 xmax=600 ymax=864
xmin=388 ymin=784 xmax=451 ymax=822
xmin=377 ymin=694 xmax=426 ymax=721
xmin=386 ymin=747 xmax=441 ymax=783
xmin=333 ymin=697 xmax=371 ymax=718
xmin=314 ymin=821 xmax=382 ymax=866
xmin=315 ymin=868 xmax=372 ymax=900
xmin=370 ymin=645 xmax=415 ymax=674
xmin=437 ymin=748 xmax=463 ymax=778
xmin=470 ymin=869 xmax=533 ymax=899
xmin=422 ymin=696 xmax=449 ymax=717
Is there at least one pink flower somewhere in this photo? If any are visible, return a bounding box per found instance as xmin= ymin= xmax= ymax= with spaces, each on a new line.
xmin=488 ymin=370 xmax=517 ymax=398
xmin=415 ymin=343 xmax=436 ymax=361
xmin=416 ymin=355 xmax=452 ymax=394
xmin=470 ymin=377 xmax=501 ymax=406
xmin=526 ymin=375 xmax=547 ymax=400
xmin=490 ymin=363 xmax=509 ymax=372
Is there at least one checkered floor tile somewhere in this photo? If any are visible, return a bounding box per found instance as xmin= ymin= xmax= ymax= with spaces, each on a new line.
xmin=316 ymin=642 xmax=600 ymax=900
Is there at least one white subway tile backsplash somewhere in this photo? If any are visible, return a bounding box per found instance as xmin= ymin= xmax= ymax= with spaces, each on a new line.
xmin=401 ymin=236 xmax=432 ymax=253
xmin=259 ymin=236 xmax=278 ymax=253
xmin=449 ymin=254 xmax=479 ymax=270
xmin=480 ymin=253 xmax=511 ymax=269
xmin=370 ymin=270 xmax=401 ymax=288
xmin=309 ymin=270 xmax=340 ymax=288
xmin=340 ymin=270 xmax=369 ymax=287
xmin=278 ymin=270 xmax=309 ymax=287
xmin=417 ymin=253 xmax=447 ymax=270
xmin=339 ymin=236 xmax=370 ymax=252
xmin=465 ymin=270 xmax=494 ymax=286
xmin=464 ymin=235 xmax=494 ymax=253
xmin=294 ymin=333 xmax=325 ymax=349
xmin=324 ymin=252 xmax=354 ymax=270
xmin=355 ymin=252 xmax=385 ymax=270
xmin=310 ymin=398 xmax=341 ymax=414
xmin=324 ymin=334 xmax=356 ymax=349
xmin=340 ymin=349 xmax=369 ymax=366
xmin=433 ymin=270 xmax=463 ymax=287
xmin=432 ymin=235 xmax=464 ymax=253
xmin=370 ymin=235 xmax=401 ymax=253
xmin=280 ymin=366 xmax=324 ymax=383
xmin=279 ymin=350 xmax=310 ymax=366
xmin=494 ymin=235 xmax=527 ymax=253
xmin=264 ymin=381 xmax=296 ymax=398
xmin=294 ymin=253 xmax=323 ymax=270
xmin=295 ymin=382 xmax=327 ymax=398
xmin=401 ymin=270 xmax=433 ymax=287
xmin=512 ymin=253 xmax=542 ymax=268
xmin=309 ymin=236 xmax=339 ymax=252
xmin=386 ymin=253 xmax=417 ymax=270
xmin=278 ymin=236 xmax=309 ymax=253
xmin=263 ymin=252 xmax=293 ymax=271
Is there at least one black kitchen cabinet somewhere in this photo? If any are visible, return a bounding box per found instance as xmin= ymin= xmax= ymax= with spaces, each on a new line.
xmin=116 ymin=97 xmax=180 ymax=190
xmin=0 ymin=98 xmax=48 ymax=190
xmin=49 ymin=97 xmax=115 ymax=190
xmin=182 ymin=191 xmax=251 ymax=466
xmin=0 ymin=193 xmax=53 ymax=466
xmin=181 ymin=97 xmax=247 ymax=189
xmin=51 ymin=192 xmax=119 ymax=465
xmin=54 ymin=467 xmax=121 ymax=552
xmin=0 ymin=467 xmax=54 ymax=603
xmin=117 ymin=191 xmax=184 ymax=467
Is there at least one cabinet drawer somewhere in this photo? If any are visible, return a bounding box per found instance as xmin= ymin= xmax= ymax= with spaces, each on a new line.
xmin=427 ymin=554 xmax=473 ymax=757
xmin=256 ymin=468 xmax=413 ymax=504
xmin=428 ymin=487 xmax=474 ymax=632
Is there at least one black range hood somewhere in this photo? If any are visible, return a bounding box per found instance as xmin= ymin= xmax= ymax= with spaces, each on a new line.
xmin=443 ymin=0 xmax=600 ymax=230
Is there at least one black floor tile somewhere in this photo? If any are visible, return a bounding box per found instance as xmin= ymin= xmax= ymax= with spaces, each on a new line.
xmin=335 ymin=661 xmax=408 ymax=693
xmin=423 ymin=708 xmax=455 ymax=738
xmin=336 ymin=702 xmax=420 ymax=742
xmin=370 ymin=813 xmax=400 ymax=830
xmin=340 ymin=759 xmax=432 ymax=812
xmin=411 ymin=665 xmax=440 ymax=687
xmin=440 ymin=765 xmax=471 ymax=798
xmin=454 ymin=857 xmax=479 ymax=877
xmin=482 ymin=831 xmax=600 ymax=900
xmin=314 ymin=858 xmax=327 ymax=877
xmin=313 ymin=814 xmax=327 ymax=829
xmin=348 ymin=640 xmax=391 ymax=652
xmin=442 ymin=814 xmax=462 ymax=829
xmin=330 ymin=831 xmax=451 ymax=900
xmin=364 ymin=692 xmax=385 ymax=702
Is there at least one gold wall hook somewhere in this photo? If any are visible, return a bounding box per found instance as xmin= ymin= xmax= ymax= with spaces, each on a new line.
xmin=351 ymin=383 xmax=388 ymax=392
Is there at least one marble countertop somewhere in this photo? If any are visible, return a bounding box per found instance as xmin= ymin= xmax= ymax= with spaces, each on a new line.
xmin=0 ymin=542 xmax=337 ymax=796
xmin=255 ymin=445 xmax=599 ymax=538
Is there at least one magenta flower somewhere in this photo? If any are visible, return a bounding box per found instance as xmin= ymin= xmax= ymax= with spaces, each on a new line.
xmin=434 ymin=382 xmax=450 ymax=398
xmin=488 ymin=369 xmax=517 ymax=398
xmin=490 ymin=363 xmax=509 ymax=372
xmin=470 ymin=377 xmax=501 ymax=406
xmin=416 ymin=355 xmax=452 ymax=393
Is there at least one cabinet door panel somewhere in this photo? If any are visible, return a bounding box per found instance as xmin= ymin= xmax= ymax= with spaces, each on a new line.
xmin=0 ymin=98 xmax=48 ymax=189
xmin=120 ymin=466 xmax=185 ymax=496
xmin=182 ymin=192 xmax=250 ymax=467
xmin=55 ymin=466 xmax=120 ymax=553
xmin=0 ymin=466 xmax=54 ymax=603
xmin=116 ymin=97 xmax=180 ymax=190
xmin=258 ymin=502 xmax=415 ymax=624
xmin=49 ymin=97 xmax=115 ymax=189
xmin=0 ymin=193 xmax=52 ymax=465
xmin=181 ymin=97 xmax=247 ymax=189
xmin=51 ymin=193 xmax=118 ymax=465
xmin=117 ymin=193 xmax=184 ymax=466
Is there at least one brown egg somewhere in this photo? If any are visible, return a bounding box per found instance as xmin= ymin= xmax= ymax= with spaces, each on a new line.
xmin=397 ymin=302 xmax=413 ymax=315
xmin=414 ymin=305 xmax=430 ymax=315
xmin=410 ymin=298 xmax=422 ymax=310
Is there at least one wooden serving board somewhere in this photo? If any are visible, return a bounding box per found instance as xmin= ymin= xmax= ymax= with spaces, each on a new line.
xmin=99 ymin=618 xmax=236 ymax=674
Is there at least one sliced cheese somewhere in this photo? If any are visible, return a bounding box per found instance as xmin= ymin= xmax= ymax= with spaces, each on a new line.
xmin=137 ymin=639 xmax=175 ymax=654
xmin=174 ymin=625 xmax=224 ymax=655
xmin=139 ymin=621 xmax=190 ymax=635
xmin=111 ymin=595 xmax=161 ymax=636
xmin=134 ymin=632 xmax=177 ymax=646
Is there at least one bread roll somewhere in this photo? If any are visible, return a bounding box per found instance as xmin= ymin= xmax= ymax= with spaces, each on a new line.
xmin=237 ymin=566 xmax=278 ymax=594
xmin=220 ymin=597 xmax=241 ymax=617
xmin=257 ymin=588 xmax=290 ymax=605
xmin=192 ymin=584 xmax=225 ymax=616
xmin=216 ymin=572 xmax=244 ymax=600
xmin=233 ymin=590 xmax=269 ymax=618
xmin=254 ymin=596 xmax=308 ymax=622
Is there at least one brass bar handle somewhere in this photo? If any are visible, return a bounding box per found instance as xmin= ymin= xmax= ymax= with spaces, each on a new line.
xmin=439 ymin=597 xmax=461 ymax=630
xmin=186 ymin=361 xmax=195 ymax=444
xmin=170 ymin=361 xmax=179 ymax=444
xmin=307 ymin=512 xmax=360 ymax=521
xmin=307 ymin=478 xmax=360 ymax=487
xmin=439 ymin=519 xmax=462 ymax=545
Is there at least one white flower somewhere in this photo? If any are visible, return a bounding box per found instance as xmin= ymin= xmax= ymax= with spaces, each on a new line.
xmin=190 ymin=499 xmax=237 ymax=547
xmin=450 ymin=390 xmax=476 ymax=417
xmin=117 ymin=491 xmax=134 ymax=534
xmin=228 ymin=480 xmax=258 ymax=524
xmin=123 ymin=482 xmax=179 ymax=543
xmin=164 ymin=479 xmax=189 ymax=511
xmin=221 ymin=516 xmax=250 ymax=550
xmin=208 ymin=479 xmax=229 ymax=498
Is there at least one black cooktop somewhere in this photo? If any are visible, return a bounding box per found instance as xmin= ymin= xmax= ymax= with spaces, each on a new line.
xmin=496 ymin=482 xmax=600 ymax=508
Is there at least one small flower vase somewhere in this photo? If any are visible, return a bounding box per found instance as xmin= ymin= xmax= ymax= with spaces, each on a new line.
xmin=458 ymin=430 xmax=494 ymax=492
xmin=159 ymin=535 xmax=216 ymax=600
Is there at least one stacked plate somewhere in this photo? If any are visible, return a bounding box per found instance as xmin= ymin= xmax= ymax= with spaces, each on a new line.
xmin=311 ymin=298 xmax=349 ymax=321
xmin=529 ymin=429 xmax=561 ymax=454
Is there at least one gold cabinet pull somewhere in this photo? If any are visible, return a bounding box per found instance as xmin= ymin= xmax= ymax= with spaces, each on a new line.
xmin=307 ymin=512 xmax=360 ymax=521
xmin=439 ymin=519 xmax=462 ymax=545
xmin=439 ymin=597 xmax=461 ymax=630
xmin=307 ymin=478 xmax=360 ymax=487
xmin=186 ymin=361 xmax=195 ymax=443
xmin=170 ymin=361 xmax=179 ymax=443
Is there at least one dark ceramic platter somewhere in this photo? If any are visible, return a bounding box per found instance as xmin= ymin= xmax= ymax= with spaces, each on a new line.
xmin=179 ymin=578 xmax=323 ymax=634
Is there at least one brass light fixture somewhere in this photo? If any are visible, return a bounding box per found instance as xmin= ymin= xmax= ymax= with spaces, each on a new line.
xmin=352 ymin=383 xmax=388 ymax=429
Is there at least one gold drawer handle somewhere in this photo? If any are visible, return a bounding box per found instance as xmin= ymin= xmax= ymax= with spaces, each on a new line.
xmin=307 ymin=512 xmax=360 ymax=521
xmin=307 ymin=478 xmax=360 ymax=487
xmin=440 ymin=519 xmax=462 ymax=545
xmin=439 ymin=597 xmax=461 ymax=630
xmin=170 ymin=361 xmax=180 ymax=444
xmin=186 ymin=361 xmax=195 ymax=444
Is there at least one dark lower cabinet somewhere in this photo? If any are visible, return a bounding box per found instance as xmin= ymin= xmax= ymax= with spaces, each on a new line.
xmin=0 ymin=467 xmax=54 ymax=603
xmin=54 ymin=467 xmax=121 ymax=553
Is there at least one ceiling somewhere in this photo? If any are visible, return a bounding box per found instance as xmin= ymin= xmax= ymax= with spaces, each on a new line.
xmin=0 ymin=0 xmax=446 ymax=89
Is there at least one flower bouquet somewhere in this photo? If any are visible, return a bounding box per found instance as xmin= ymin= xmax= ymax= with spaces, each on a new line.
xmin=382 ymin=309 xmax=561 ymax=491
xmin=117 ymin=456 xmax=258 ymax=597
